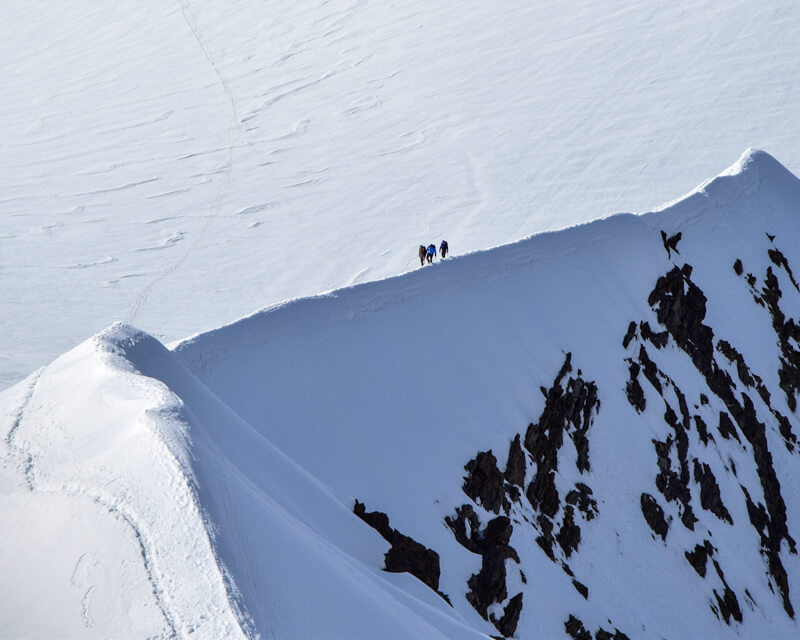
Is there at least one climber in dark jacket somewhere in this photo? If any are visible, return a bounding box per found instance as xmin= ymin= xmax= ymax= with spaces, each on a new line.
xmin=418 ymin=245 xmax=427 ymax=266
xmin=439 ymin=240 xmax=448 ymax=259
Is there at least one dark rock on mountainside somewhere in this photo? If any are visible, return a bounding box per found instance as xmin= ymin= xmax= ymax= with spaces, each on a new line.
xmin=623 ymin=321 xmax=637 ymax=349
xmin=768 ymin=247 xmax=800 ymax=291
xmin=376 ymin=231 xmax=800 ymax=638
xmin=446 ymin=506 xmax=521 ymax=630
xmin=565 ymin=483 xmax=598 ymax=521
xmin=445 ymin=504 xmax=482 ymax=554
xmin=640 ymin=321 xmax=669 ymax=348
xmin=694 ymin=414 xmax=711 ymax=446
xmin=572 ymin=579 xmax=588 ymax=599
xmin=686 ymin=541 xmax=713 ymax=578
xmin=445 ymin=354 xmax=608 ymax=637
xmin=556 ymin=506 xmax=582 ymax=557
xmin=693 ymin=460 xmax=733 ymax=524
xmin=661 ymin=229 xmax=682 ymax=257
xmin=641 ymin=493 xmax=669 ymax=540
xmin=346 ymin=227 xmax=800 ymax=639
xmin=495 ymin=593 xmax=523 ymax=638
xmin=464 ymin=450 xmax=506 ymax=514
xmin=711 ymin=560 xmax=743 ymax=624
xmin=504 ymin=434 xmax=526 ymax=488
xmin=525 ymin=354 xmax=598 ymax=504
xmin=565 ymin=615 xmax=592 ymax=640
xmin=385 ymin=535 xmax=441 ymax=592
xmin=353 ymin=500 xmax=446 ymax=600
xmin=466 ymin=546 xmax=511 ymax=619
xmin=625 ymin=362 xmax=646 ymax=413
xmin=565 ymin=615 xmax=631 ymax=640
xmin=717 ymin=411 xmax=739 ymax=442
xmin=628 ymin=334 xmax=700 ymax=534
xmin=759 ymin=263 xmax=800 ymax=419
xmin=353 ymin=499 xmax=393 ymax=541
xmin=635 ymin=243 xmax=800 ymax=618
xmin=463 ymin=516 xmax=521 ymax=629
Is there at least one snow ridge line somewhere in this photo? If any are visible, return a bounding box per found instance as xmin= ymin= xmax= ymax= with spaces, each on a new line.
xmin=4 ymin=368 xmax=44 ymax=490
xmin=104 ymin=331 xmax=257 ymax=639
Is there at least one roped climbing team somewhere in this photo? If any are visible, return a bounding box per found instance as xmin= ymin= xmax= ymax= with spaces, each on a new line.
xmin=418 ymin=240 xmax=449 ymax=266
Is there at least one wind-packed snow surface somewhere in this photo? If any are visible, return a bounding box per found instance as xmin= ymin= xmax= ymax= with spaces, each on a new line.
xmin=4 ymin=149 xmax=800 ymax=638
xmin=4 ymin=0 xmax=800 ymax=387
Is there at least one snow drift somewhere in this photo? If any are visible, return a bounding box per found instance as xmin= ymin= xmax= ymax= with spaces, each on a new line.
xmin=4 ymin=149 xmax=800 ymax=638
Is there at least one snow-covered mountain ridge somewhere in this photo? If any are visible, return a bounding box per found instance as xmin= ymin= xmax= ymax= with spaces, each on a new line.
xmin=5 ymin=0 xmax=800 ymax=390
xmin=4 ymin=149 xmax=800 ymax=638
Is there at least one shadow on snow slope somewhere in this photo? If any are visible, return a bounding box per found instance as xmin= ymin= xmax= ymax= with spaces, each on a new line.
xmin=3 ymin=149 xmax=800 ymax=638
xmin=171 ymin=148 xmax=800 ymax=638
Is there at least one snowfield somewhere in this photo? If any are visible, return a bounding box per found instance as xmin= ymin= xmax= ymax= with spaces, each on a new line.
xmin=4 ymin=0 xmax=800 ymax=388
xmin=5 ymin=0 xmax=800 ymax=637
xmin=4 ymin=149 xmax=800 ymax=638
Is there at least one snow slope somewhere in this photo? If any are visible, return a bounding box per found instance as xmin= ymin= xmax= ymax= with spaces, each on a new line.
xmin=4 ymin=149 xmax=800 ymax=638
xmin=4 ymin=0 xmax=800 ymax=387
xmin=171 ymin=148 xmax=800 ymax=637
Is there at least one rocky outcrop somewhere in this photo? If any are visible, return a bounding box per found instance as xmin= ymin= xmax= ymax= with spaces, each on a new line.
xmin=661 ymin=229 xmax=682 ymax=257
xmin=565 ymin=615 xmax=630 ymax=640
xmin=354 ymin=500 xmax=446 ymax=600
xmin=495 ymin=593 xmax=523 ymax=638
xmin=406 ymin=233 xmax=800 ymax=637
xmin=446 ymin=355 xmax=606 ymax=637
xmin=465 ymin=519 xmax=516 ymax=619
xmin=693 ymin=460 xmax=733 ymax=524
xmin=630 ymin=240 xmax=800 ymax=620
xmin=525 ymin=354 xmax=598 ymax=517
xmin=463 ymin=450 xmax=506 ymax=514
xmin=565 ymin=615 xmax=592 ymax=640
xmin=640 ymin=493 xmax=669 ymax=541
xmin=711 ymin=559 xmax=743 ymax=625
xmin=565 ymin=483 xmax=598 ymax=521
xmin=447 ymin=508 xmax=521 ymax=634
xmin=685 ymin=541 xmax=713 ymax=577
xmin=504 ymin=435 xmax=526 ymax=489
xmin=625 ymin=362 xmax=646 ymax=413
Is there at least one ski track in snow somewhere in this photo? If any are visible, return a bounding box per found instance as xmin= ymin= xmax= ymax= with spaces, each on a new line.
xmin=70 ymin=553 xmax=100 ymax=628
xmin=127 ymin=0 xmax=245 ymax=325
xmin=3 ymin=340 xmax=254 ymax=638
xmin=94 ymin=491 xmax=180 ymax=638
xmin=5 ymin=370 xmax=44 ymax=490
xmin=3 ymin=371 xmax=174 ymax=635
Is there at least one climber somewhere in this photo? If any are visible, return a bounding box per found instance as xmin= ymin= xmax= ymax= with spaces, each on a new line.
xmin=426 ymin=243 xmax=436 ymax=264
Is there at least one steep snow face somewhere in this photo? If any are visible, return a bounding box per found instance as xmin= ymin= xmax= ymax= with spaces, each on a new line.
xmin=4 ymin=149 xmax=800 ymax=638
xmin=4 ymin=1 xmax=800 ymax=388
xmin=170 ymin=149 xmax=800 ymax=638
xmin=0 ymin=327 xmax=489 ymax=638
